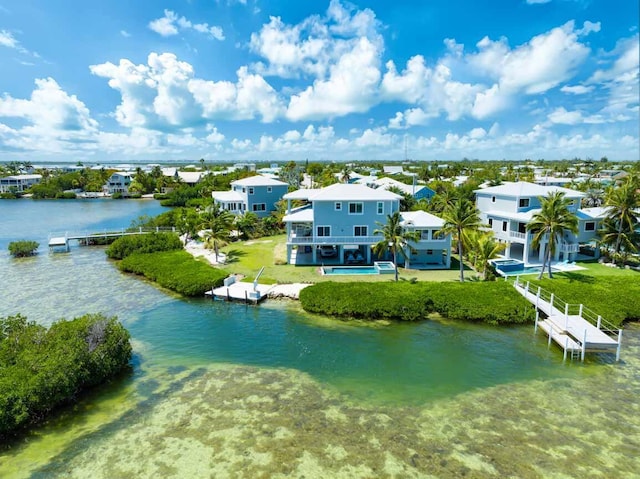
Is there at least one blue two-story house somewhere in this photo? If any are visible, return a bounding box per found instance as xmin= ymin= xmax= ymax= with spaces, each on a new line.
xmin=283 ymin=183 xmax=451 ymax=268
xmin=475 ymin=181 xmax=604 ymax=264
xmin=212 ymin=175 xmax=289 ymax=218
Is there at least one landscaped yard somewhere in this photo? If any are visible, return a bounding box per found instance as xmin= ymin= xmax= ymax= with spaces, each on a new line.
xmin=523 ymin=260 xmax=640 ymax=327
xmin=219 ymin=234 xmax=465 ymax=284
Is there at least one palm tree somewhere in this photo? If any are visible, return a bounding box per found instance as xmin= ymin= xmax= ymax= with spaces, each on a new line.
xmin=339 ymin=166 xmax=351 ymax=184
xmin=373 ymin=211 xmax=420 ymax=282
xmin=465 ymin=231 xmax=506 ymax=280
xmin=200 ymin=206 xmax=234 ymax=262
xmin=599 ymin=216 xmax=639 ymax=263
xmin=441 ymin=198 xmax=482 ymax=282
xmin=526 ymin=192 xmax=578 ymax=279
xmin=235 ymin=212 xmax=259 ymax=240
xmin=603 ymin=177 xmax=640 ymax=255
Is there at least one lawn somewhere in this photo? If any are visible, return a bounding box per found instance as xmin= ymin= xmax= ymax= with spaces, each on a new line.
xmin=522 ymin=260 xmax=640 ymax=327
xmin=219 ymin=235 xmax=465 ymax=284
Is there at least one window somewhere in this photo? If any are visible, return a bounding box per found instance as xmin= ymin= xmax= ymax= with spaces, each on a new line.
xmin=349 ymin=202 xmax=364 ymax=214
xmin=377 ymin=201 xmax=384 ymax=215
xmin=354 ymin=226 xmax=368 ymax=237
xmin=426 ymin=250 xmax=434 ymax=255
xmin=335 ymin=202 xmax=342 ymax=211
xmin=248 ymin=187 xmax=254 ymax=195
xmin=502 ymin=221 xmax=507 ymax=232
xmin=519 ymin=198 xmax=530 ymax=208
xmin=488 ymin=218 xmax=493 ymax=227
xmin=317 ymin=226 xmax=330 ymax=237
xmin=433 ymin=229 xmax=443 ymax=239
xmin=251 ymin=203 xmax=266 ymax=212
xmin=585 ymin=221 xmax=595 ymax=231
xmin=420 ymin=230 xmax=430 ymax=240
xmin=267 ymin=187 xmax=272 ymax=193
xmin=242 ymin=187 xmax=246 ymax=193
xmin=492 ymin=196 xmax=496 ymax=203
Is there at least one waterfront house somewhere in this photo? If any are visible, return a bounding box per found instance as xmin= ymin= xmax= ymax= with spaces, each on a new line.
xmin=211 ymin=175 xmax=288 ymax=218
xmin=0 ymin=174 xmax=42 ymax=193
xmin=103 ymin=172 xmax=132 ymax=196
xmin=475 ymin=181 xmax=604 ymax=264
xmin=283 ymin=183 xmax=450 ymax=268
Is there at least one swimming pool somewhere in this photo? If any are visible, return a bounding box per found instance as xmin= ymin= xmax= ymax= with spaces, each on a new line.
xmin=498 ymin=266 xmax=558 ymax=277
xmin=322 ymin=261 xmax=396 ymax=275
xmin=491 ymin=258 xmax=525 ymax=273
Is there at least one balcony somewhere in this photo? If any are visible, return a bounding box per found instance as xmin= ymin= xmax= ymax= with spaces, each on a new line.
xmin=288 ymin=234 xmax=379 ymax=245
xmin=561 ymin=242 xmax=580 ymax=253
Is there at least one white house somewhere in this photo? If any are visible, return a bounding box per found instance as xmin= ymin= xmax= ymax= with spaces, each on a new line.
xmin=211 ymin=175 xmax=289 ymax=218
xmin=0 ymin=174 xmax=42 ymax=193
xmin=399 ymin=211 xmax=451 ymax=269
xmin=282 ymin=183 xmax=450 ymax=268
xmin=103 ymin=172 xmax=132 ymax=196
xmin=475 ymin=181 xmax=604 ymax=264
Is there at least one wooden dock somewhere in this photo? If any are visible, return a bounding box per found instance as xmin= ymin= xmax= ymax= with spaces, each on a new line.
xmin=48 ymin=227 xmax=176 ymax=251
xmin=514 ymin=278 xmax=622 ymax=361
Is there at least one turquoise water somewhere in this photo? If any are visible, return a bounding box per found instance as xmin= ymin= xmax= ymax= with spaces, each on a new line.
xmin=0 ymin=199 xmax=639 ymax=477
xmin=500 ymin=266 xmax=558 ymax=277
xmin=323 ymin=266 xmax=379 ymax=275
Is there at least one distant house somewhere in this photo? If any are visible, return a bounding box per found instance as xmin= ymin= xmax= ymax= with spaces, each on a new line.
xmin=0 ymin=174 xmax=42 ymax=193
xmin=282 ymin=183 xmax=450 ymax=268
xmin=103 ymin=172 xmax=132 ymax=196
xmin=368 ymin=176 xmax=435 ymax=201
xmin=211 ymin=175 xmax=288 ymax=218
xmin=383 ymin=166 xmax=404 ymax=175
xmin=475 ymin=181 xmax=604 ymax=264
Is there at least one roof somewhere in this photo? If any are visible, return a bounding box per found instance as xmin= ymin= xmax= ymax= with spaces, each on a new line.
xmin=283 ymin=188 xmax=321 ymax=200
xmin=579 ymin=207 xmax=609 ymax=219
xmin=177 ymin=171 xmax=203 ymax=183
xmin=231 ymin=175 xmax=288 ymax=187
xmin=304 ymin=183 xmax=402 ymax=201
xmin=373 ymin=177 xmax=431 ymax=196
xmin=475 ymin=181 xmax=584 ymax=198
xmin=283 ymin=207 xmax=314 ymax=223
xmin=483 ymin=209 xmax=536 ymax=222
xmin=400 ymin=211 xmax=445 ymax=228
xmin=212 ymin=191 xmax=244 ymax=202
xmin=1 ymin=174 xmax=42 ymax=180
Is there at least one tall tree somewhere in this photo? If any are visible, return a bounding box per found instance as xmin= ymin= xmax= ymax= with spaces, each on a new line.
xmin=603 ymin=177 xmax=640 ymax=255
xmin=200 ymin=206 xmax=234 ymax=262
xmin=526 ymin=191 xmax=578 ymax=279
xmin=339 ymin=166 xmax=351 ymax=184
xmin=441 ymin=198 xmax=482 ymax=282
xmin=373 ymin=211 xmax=420 ymax=282
xmin=465 ymin=231 xmax=506 ymax=281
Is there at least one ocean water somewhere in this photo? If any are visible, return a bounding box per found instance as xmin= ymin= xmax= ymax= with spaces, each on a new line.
xmin=0 ymin=199 xmax=638 ymax=478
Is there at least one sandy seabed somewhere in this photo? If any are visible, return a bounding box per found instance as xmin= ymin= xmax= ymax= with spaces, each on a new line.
xmin=3 ymin=326 xmax=639 ymax=479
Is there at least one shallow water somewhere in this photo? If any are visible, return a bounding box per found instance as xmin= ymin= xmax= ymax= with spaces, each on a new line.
xmin=0 ymin=200 xmax=638 ymax=478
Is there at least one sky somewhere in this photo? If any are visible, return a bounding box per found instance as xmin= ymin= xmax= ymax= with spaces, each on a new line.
xmin=0 ymin=0 xmax=638 ymax=164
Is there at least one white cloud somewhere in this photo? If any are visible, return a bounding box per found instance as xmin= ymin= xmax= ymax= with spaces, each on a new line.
xmin=0 ymin=30 xmax=18 ymax=49
xmin=286 ymin=37 xmax=381 ymax=120
xmin=560 ymin=84 xmax=593 ymax=94
xmin=469 ymin=21 xmax=593 ymax=95
xmin=149 ymin=10 xmax=225 ymax=40
xmin=90 ymin=53 xmax=284 ymax=128
xmin=526 ymin=0 xmax=552 ymax=4
xmin=282 ymin=129 xmax=301 ymax=142
xmin=0 ymin=77 xmax=97 ymax=132
xmin=469 ymin=127 xmax=487 ymax=139
xmin=205 ymin=125 xmax=225 ymax=144
xmin=381 ymin=56 xmax=430 ymax=103
xmin=120 ymin=30 xmax=131 ymax=38
xmin=547 ymin=107 xmax=583 ymax=125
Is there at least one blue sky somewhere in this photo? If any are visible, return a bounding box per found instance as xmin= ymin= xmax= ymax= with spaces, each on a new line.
xmin=0 ymin=0 xmax=638 ymax=163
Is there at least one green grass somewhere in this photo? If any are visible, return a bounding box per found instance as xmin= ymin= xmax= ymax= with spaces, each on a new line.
xmin=219 ymin=235 xmax=465 ymax=284
xmin=520 ymin=260 xmax=640 ymax=327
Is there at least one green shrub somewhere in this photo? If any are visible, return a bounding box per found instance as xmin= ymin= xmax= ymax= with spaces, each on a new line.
xmin=106 ymin=232 xmax=183 ymax=260
xmin=118 ymin=250 xmax=228 ymax=296
xmin=528 ymin=276 xmax=640 ymax=327
xmin=8 ymin=240 xmax=39 ymax=257
xmin=300 ymin=281 xmax=533 ymax=325
xmin=0 ymin=313 xmax=131 ymax=438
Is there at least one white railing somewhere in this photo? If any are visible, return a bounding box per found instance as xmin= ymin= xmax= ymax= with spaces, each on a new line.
xmin=560 ymin=242 xmax=579 ymax=253
xmin=50 ymin=226 xmax=176 ymax=239
xmin=509 ymin=230 xmax=527 ymax=240
xmin=288 ymin=235 xmax=379 ymax=245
